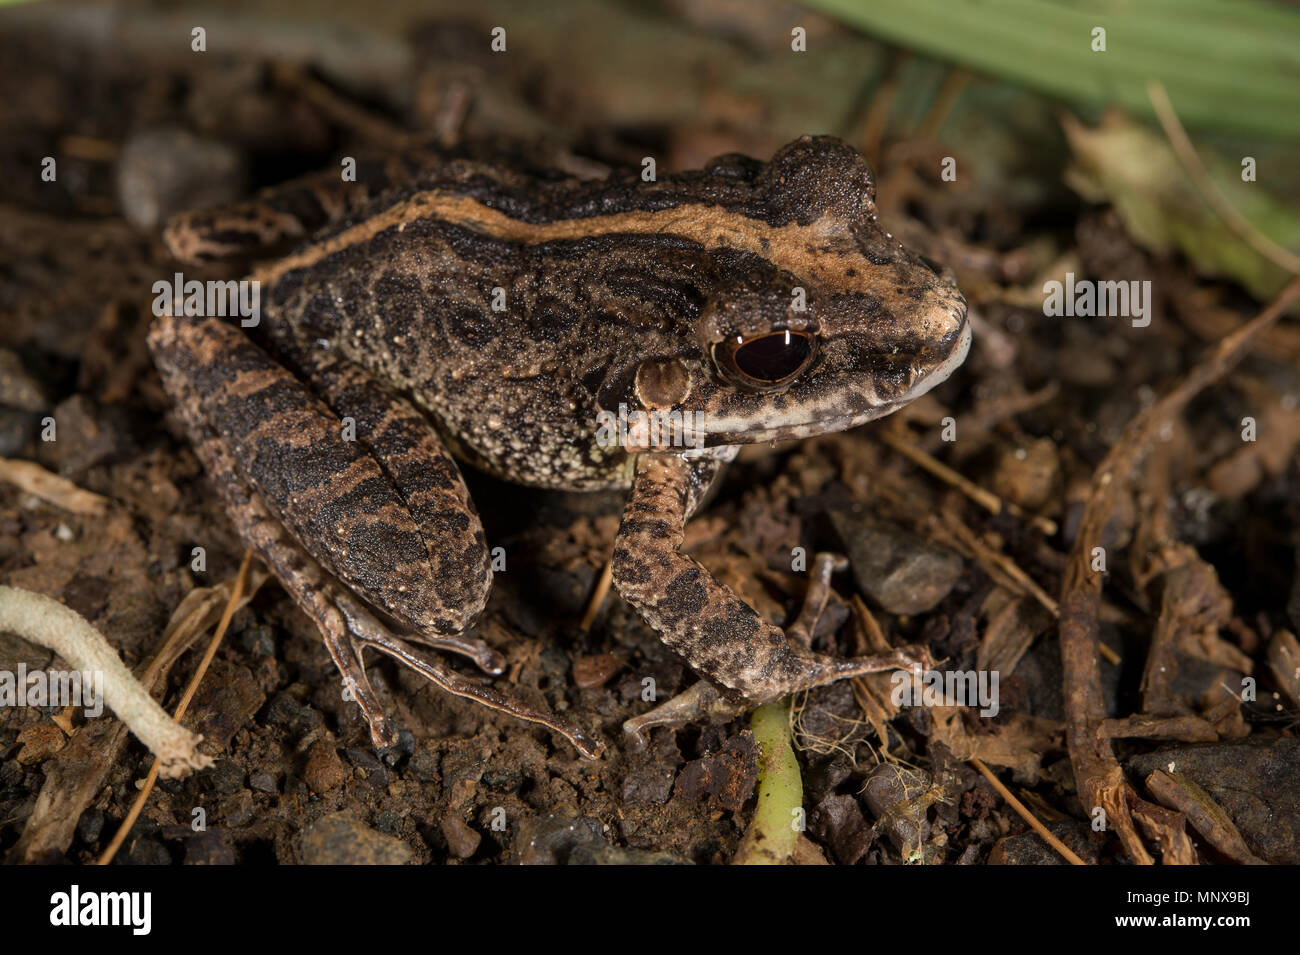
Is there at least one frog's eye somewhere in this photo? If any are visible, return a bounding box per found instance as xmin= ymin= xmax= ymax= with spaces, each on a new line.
xmin=712 ymin=329 xmax=816 ymax=392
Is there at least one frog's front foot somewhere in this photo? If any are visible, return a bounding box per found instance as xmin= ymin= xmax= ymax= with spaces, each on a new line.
xmin=622 ymin=682 xmax=746 ymax=752
xmin=620 ymin=643 xmax=932 ymax=749
xmin=613 ymin=453 xmax=931 ymax=747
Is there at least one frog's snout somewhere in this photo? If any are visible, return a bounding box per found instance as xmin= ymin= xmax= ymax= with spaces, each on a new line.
xmin=911 ymin=310 xmax=971 ymax=401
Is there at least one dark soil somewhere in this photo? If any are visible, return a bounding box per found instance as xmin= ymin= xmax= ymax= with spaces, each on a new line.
xmin=1 ymin=2 xmax=1296 ymax=866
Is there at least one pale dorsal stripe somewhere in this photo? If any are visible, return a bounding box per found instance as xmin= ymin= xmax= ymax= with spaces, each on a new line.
xmin=254 ymin=192 xmax=888 ymax=296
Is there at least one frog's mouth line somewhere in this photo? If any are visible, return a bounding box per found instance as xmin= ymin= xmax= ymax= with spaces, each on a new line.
xmin=689 ymin=315 xmax=972 ymax=447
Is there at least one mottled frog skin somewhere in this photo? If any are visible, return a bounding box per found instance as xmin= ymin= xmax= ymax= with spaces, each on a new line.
xmin=149 ymin=136 xmax=969 ymax=757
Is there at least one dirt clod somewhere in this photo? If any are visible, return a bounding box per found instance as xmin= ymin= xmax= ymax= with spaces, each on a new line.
xmin=440 ymin=814 xmax=482 ymax=859
xmin=297 ymin=812 xmax=414 ymax=865
xmin=303 ymin=740 xmax=347 ymax=794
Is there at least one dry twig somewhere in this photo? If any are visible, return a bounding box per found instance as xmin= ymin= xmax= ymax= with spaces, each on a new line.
xmin=1148 ymin=81 xmax=1300 ymax=277
xmin=98 ymin=552 xmax=255 ymax=865
xmin=879 ymin=427 xmax=1057 ymax=536
xmin=1060 ymin=274 xmax=1300 ymax=864
xmin=0 ymin=458 xmax=109 ymax=514
xmin=971 ymin=756 xmax=1085 ymax=865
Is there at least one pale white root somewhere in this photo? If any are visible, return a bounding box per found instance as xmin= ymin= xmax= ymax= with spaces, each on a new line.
xmin=0 ymin=585 xmax=213 ymax=778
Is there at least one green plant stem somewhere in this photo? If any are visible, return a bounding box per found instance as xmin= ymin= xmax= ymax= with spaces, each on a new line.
xmin=734 ymin=700 xmax=803 ymax=865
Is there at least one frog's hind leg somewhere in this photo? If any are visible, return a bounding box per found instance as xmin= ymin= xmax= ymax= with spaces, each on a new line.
xmin=274 ymin=341 xmax=503 ymax=660
xmin=149 ymin=314 xmax=603 ymax=757
xmin=613 ymin=453 xmax=929 ymax=744
xmin=150 ymin=315 xmax=491 ymax=651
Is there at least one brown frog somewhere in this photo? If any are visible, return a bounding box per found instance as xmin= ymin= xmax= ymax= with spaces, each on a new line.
xmin=149 ymin=135 xmax=970 ymax=758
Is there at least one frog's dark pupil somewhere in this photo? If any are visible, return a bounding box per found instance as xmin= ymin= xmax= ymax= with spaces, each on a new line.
xmin=733 ymin=331 xmax=812 ymax=382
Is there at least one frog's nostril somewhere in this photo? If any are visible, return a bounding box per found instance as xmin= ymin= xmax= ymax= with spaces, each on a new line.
xmin=917 ymin=254 xmax=944 ymax=277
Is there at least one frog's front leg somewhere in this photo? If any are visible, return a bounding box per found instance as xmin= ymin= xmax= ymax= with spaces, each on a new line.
xmin=612 ymin=453 xmax=929 ymax=744
xmin=149 ymin=314 xmax=603 ymax=758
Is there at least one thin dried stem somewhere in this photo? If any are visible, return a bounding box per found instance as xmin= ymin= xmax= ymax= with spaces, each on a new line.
xmin=879 ymin=428 xmax=1057 ymax=536
xmin=578 ymin=559 xmax=614 ymax=632
xmin=97 ymin=552 xmax=254 ymax=865
xmin=0 ymin=458 xmax=109 ymax=514
xmin=1147 ymin=81 xmax=1300 ymax=277
xmin=971 ymin=757 xmax=1085 ymax=865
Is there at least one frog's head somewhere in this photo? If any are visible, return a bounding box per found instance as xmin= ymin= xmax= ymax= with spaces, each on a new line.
xmin=615 ymin=135 xmax=969 ymax=452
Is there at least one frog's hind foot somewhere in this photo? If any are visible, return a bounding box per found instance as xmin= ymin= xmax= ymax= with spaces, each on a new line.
xmin=162 ymin=155 xmax=423 ymax=264
xmin=332 ymin=592 xmax=605 ymax=759
xmin=312 ymin=589 xmax=504 ymax=749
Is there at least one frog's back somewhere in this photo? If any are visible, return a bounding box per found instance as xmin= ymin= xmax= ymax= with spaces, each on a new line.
xmin=255 ymin=154 xmax=766 ymax=490
xmin=253 ymin=137 xmax=963 ymax=491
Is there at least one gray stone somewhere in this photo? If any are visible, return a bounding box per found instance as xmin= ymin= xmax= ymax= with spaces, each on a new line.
xmin=832 ymin=511 xmax=963 ymax=615
xmin=116 ymin=127 xmax=245 ymax=231
xmin=1127 ymin=738 xmax=1300 ymax=864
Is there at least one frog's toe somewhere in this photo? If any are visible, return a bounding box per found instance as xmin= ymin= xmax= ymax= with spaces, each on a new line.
xmin=317 ymin=616 xmax=397 ymax=750
xmin=784 ymin=550 xmax=850 ymax=650
xmin=406 ymin=628 xmax=506 ymax=675
xmin=364 ymin=711 xmax=397 ymax=749
xmin=334 ymin=591 xmax=603 ymax=758
xmin=781 ymin=644 xmax=933 ymax=697
xmin=375 ymin=634 xmax=607 ymax=759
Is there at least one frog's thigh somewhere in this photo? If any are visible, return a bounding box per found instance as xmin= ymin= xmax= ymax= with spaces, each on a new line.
xmin=148 ymin=315 xmax=490 ymax=637
xmin=611 ymin=453 xmax=930 ymax=705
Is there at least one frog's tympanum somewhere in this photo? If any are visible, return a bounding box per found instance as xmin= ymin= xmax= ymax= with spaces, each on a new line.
xmin=150 ymin=136 xmax=970 ymax=758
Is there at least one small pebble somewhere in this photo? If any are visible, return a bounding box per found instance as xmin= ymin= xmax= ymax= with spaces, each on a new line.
xmin=297 ymin=813 xmax=413 ymax=865
xmin=573 ymin=653 xmax=623 ymax=689
xmin=16 ymin=721 xmax=66 ymax=764
xmin=441 ymin=814 xmax=482 ymax=859
xmin=248 ymin=770 xmax=278 ymax=793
